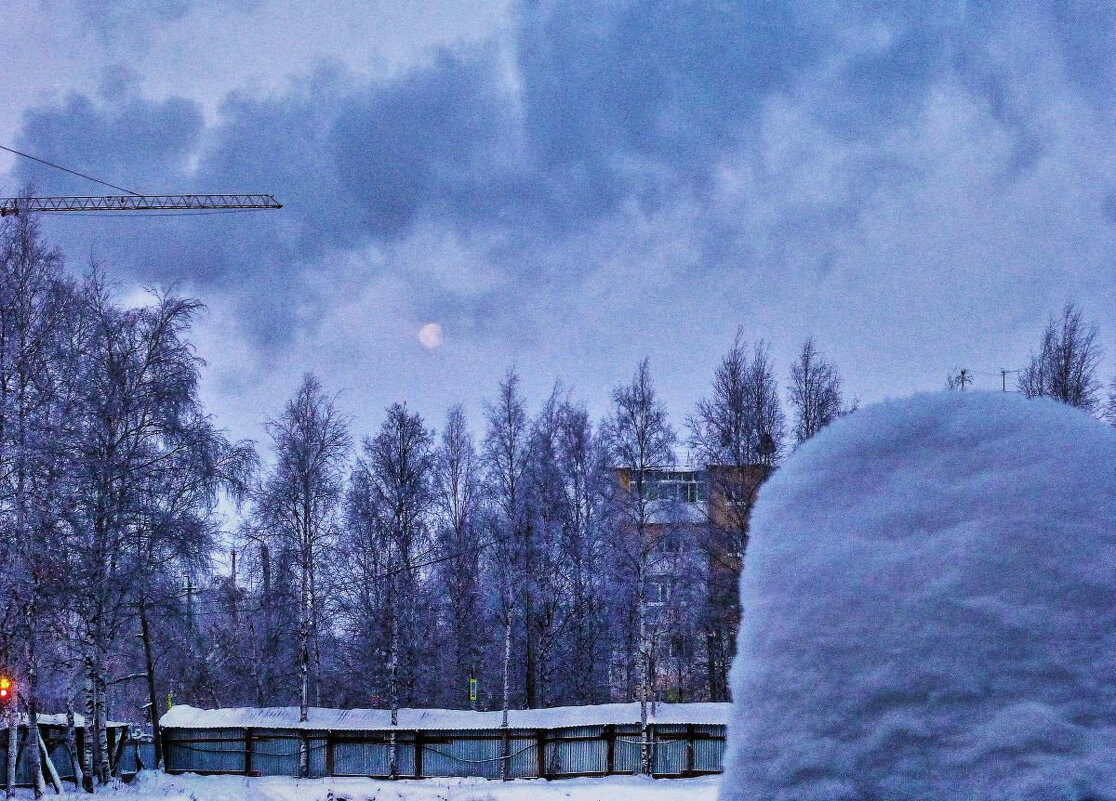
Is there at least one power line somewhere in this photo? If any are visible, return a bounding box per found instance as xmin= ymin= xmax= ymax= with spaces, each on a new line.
xmin=0 ymin=143 xmax=141 ymax=196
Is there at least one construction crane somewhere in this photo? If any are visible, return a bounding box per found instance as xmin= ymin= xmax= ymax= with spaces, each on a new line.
xmin=0 ymin=143 xmax=281 ymax=217
xmin=1 ymin=194 xmax=281 ymax=216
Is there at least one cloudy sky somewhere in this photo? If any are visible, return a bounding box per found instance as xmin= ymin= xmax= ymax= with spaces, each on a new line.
xmin=2 ymin=0 xmax=1114 ymax=446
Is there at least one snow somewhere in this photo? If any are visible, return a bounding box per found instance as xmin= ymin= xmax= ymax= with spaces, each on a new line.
xmin=1 ymin=712 xmax=126 ymax=729
xmin=161 ymin=701 xmax=730 ymax=732
xmin=7 ymin=771 xmax=720 ymax=801
xmin=720 ymin=392 xmax=1116 ymax=800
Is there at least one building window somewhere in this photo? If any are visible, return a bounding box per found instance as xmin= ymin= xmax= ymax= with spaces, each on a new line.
xmin=645 ymin=578 xmax=670 ymax=605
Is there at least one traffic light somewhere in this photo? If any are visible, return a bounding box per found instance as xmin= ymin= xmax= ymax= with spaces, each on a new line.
xmin=0 ymin=676 xmax=12 ymax=704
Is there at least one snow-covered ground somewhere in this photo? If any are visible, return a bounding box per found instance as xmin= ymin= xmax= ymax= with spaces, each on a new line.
xmin=23 ymin=772 xmax=720 ymax=801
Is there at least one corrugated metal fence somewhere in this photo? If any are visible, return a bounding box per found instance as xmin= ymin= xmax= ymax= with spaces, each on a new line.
xmin=164 ymin=722 xmax=725 ymax=779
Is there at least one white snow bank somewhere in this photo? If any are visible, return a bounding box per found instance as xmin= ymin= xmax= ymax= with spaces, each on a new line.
xmin=90 ymin=770 xmax=720 ymax=801
xmin=162 ymin=701 xmax=730 ymax=731
xmin=720 ymin=392 xmax=1116 ymax=801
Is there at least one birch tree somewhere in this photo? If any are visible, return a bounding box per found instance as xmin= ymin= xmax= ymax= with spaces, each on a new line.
xmin=432 ymin=405 xmax=484 ymax=708
xmin=555 ymin=403 xmax=611 ymax=705
xmin=482 ymin=369 xmax=529 ymax=777
xmin=0 ymin=207 xmax=77 ymax=797
xmin=687 ymin=332 xmax=786 ymax=699
xmin=254 ymin=374 xmax=349 ymax=776
xmin=345 ymin=404 xmax=434 ymax=777
xmin=602 ymin=358 xmax=675 ymax=774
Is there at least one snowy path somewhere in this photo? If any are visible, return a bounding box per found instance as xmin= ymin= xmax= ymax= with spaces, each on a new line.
xmin=57 ymin=772 xmax=721 ymax=801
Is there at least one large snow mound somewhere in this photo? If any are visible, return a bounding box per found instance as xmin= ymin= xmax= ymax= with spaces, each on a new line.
xmin=720 ymin=392 xmax=1116 ymax=801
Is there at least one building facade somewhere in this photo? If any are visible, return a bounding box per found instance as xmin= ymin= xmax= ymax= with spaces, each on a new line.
xmin=614 ymin=463 xmax=772 ymax=701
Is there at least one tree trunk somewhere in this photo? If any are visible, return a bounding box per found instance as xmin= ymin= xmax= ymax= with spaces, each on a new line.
xmin=27 ymin=658 xmax=43 ymax=798
xmin=638 ymin=588 xmax=651 ymax=776
xmin=64 ymin=699 xmax=83 ymax=791
xmin=388 ymin=575 xmax=399 ymax=780
xmin=501 ymin=615 xmax=511 ymax=781
xmin=297 ymin=541 xmax=310 ymax=777
xmin=524 ymin=522 xmax=537 ymax=709
xmin=37 ymin=728 xmax=62 ymax=794
xmin=94 ymin=654 xmax=109 ymax=785
xmin=139 ymin=598 xmax=163 ymax=768
xmin=6 ymin=701 xmax=17 ymax=799
xmin=258 ymin=543 xmax=271 ymax=706
xmin=82 ymin=654 xmax=98 ymax=788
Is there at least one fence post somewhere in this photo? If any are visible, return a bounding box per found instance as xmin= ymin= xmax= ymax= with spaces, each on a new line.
xmin=325 ymin=731 xmax=334 ymax=777
xmin=159 ymin=728 xmax=170 ymax=773
xmin=605 ymin=725 xmax=615 ymax=775
xmin=535 ymin=730 xmax=546 ymax=779
xmin=243 ymin=728 xmax=253 ymax=777
xmin=685 ymin=724 xmax=695 ymax=777
xmin=414 ymin=731 xmax=423 ymax=779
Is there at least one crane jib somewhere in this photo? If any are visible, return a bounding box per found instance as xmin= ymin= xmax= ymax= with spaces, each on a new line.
xmin=0 ymin=194 xmax=282 ymax=216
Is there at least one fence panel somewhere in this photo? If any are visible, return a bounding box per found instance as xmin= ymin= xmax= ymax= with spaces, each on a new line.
xmin=693 ymin=735 xmax=725 ymax=773
xmin=165 ymin=727 xmax=245 ymax=774
xmin=544 ymin=726 xmax=608 ymax=776
xmin=612 ymin=726 xmax=644 ymax=774
xmin=331 ymin=734 xmax=415 ymax=777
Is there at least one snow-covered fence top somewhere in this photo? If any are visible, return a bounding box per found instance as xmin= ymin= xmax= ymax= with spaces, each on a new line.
xmin=1 ymin=712 xmax=128 ymax=729
xmin=161 ymin=701 xmax=730 ymax=732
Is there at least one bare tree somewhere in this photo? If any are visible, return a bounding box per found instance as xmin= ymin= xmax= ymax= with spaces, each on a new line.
xmin=61 ymin=271 xmax=231 ymax=788
xmin=687 ymin=333 xmax=785 ymax=700
xmin=788 ymin=337 xmax=851 ymax=445
xmin=1018 ymin=303 xmax=1102 ymax=411
xmin=432 ymin=405 xmax=484 ymax=708
xmin=0 ymin=207 xmax=74 ymax=797
xmin=689 ymin=331 xmax=785 ymax=468
xmin=602 ymin=358 xmax=675 ymax=775
xmin=346 ymin=403 xmax=434 ymax=778
xmin=482 ymin=369 xmax=529 ymax=777
xmin=255 ymin=374 xmax=349 ymax=776
xmin=553 ymin=400 xmax=611 ymax=705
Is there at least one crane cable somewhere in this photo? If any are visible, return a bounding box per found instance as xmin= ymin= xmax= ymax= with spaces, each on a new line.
xmin=1 ymin=142 xmax=141 ymax=196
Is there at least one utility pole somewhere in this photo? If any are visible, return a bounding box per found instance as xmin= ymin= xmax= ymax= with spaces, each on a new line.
xmin=183 ymin=574 xmax=194 ymax=634
xmin=230 ymin=549 xmax=239 ymax=627
xmin=959 ymin=369 xmax=970 ymax=390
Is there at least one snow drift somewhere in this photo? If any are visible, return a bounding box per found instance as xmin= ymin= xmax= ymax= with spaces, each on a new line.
xmin=720 ymin=392 xmax=1116 ymax=801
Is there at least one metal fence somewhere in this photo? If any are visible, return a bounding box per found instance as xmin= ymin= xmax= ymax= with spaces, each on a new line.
xmin=164 ymin=722 xmax=725 ymax=779
xmin=0 ymin=724 xmax=148 ymax=787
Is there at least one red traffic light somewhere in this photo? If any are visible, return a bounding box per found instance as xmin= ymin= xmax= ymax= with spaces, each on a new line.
xmin=0 ymin=675 xmax=12 ymax=702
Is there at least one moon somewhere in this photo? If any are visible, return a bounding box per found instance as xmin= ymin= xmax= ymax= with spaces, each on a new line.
xmin=418 ymin=322 xmax=444 ymax=349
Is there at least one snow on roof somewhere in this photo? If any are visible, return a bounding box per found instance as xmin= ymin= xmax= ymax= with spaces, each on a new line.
xmin=721 ymin=392 xmax=1116 ymax=800
xmin=1 ymin=713 xmax=128 ymax=729
xmin=161 ymin=701 xmax=730 ymax=731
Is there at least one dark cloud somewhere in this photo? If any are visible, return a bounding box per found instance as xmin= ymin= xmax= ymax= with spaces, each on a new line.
xmin=73 ymin=0 xmax=264 ymax=42
xmin=7 ymin=0 xmax=1116 ymax=420
xmin=332 ymin=48 xmax=518 ymax=239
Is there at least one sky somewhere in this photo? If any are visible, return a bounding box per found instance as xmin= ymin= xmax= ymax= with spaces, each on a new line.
xmin=2 ymin=0 xmax=1114 ymax=451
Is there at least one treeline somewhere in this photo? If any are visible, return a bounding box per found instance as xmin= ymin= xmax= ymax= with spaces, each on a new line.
xmin=0 ymin=215 xmax=852 ymax=792
xmin=2 ymin=214 xmax=1114 ymax=793
xmin=0 ymin=214 xmax=254 ymax=793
